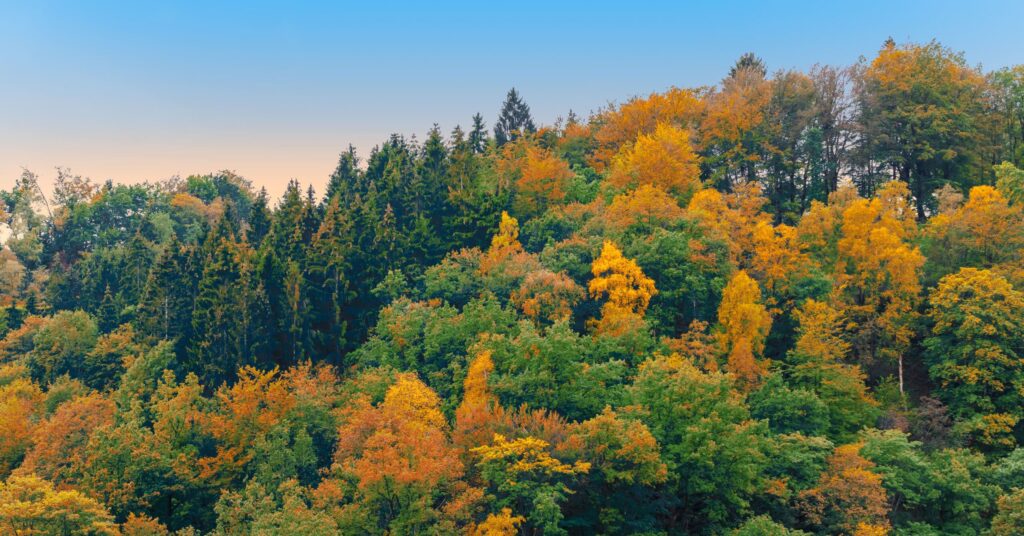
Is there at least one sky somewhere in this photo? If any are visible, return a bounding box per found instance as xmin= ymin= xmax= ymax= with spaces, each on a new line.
xmin=2 ymin=1 xmax=1023 ymax=200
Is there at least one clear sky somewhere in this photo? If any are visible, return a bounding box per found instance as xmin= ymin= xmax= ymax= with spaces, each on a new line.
xmin=2 ymin=1 xmax=1022 ymax=199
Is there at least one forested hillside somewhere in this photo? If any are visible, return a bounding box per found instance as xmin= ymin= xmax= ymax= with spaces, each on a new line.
xmin=4 ymin=40 xmax=1024 ymax=535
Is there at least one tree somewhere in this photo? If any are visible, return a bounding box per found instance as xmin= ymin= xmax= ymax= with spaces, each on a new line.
xmin=834 ymin=181 xmax=924 ymax=391
xmin=588 ymin=241 xmax=657 ymax=336
xmin=472 ymin=434 xmax=589 ymax=535
xmin=608 ymin=122 xmax=702 ymax=200
xmin=717 ymin=271 xmax=772 ymax=389
xmin=854 ymin=40 xmax=988 ymax=219
xmin=0 ymin=474 xmax=118 ymax=535
xmin=925 ymin=268 xmax=1024 ymax=450
xmin=494 ymin=88 xmax=536 ymax=146
xmin=798 ymin=443 xmax=890 ymax=535
xmin=469 ymin=113 xmax=490 ymax=154
xmin=628 ymin=355 xmax=768 ymax=532
xmin=326 ymin=373 xmax=467 ymax=534
xmin=991 ymin=489 xmax=1024 ymax=536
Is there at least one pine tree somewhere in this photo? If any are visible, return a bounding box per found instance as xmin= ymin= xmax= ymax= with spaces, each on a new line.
xmin=470 ymin=112 xmax=489 ymax=153
xmin=137 ymin=237 xmax=195 ymax=359
xmin=494 ymin=88 xmax=536 ymax=146
xmin=324 ymin=145 xmax=362 ymax=204
xmin=188 ymin=215 xmax=247 ymax=387
xmin=247 ymin=187 xmax=272 ymax=247
xmin=306 ymin=197 xmax=354 ymax=364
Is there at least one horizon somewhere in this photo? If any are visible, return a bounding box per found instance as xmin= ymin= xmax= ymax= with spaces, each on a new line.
xmin=3 ymin=0 xmax=1024 ymax=200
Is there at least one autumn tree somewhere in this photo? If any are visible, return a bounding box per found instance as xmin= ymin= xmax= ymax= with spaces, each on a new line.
xmin=798 ymin=443 xmax=890 ymax=535
xmin=608 ymin=122 xmax=702 ymax=200
xmin=925 ymin=268 xmax=1024 ymax=450
xmin=833 ymin=181 xmax=924 ymax=391
xmin=0 ymin=474 xmax=118 ymax=535
xmin=472 ymin=434 xmax=589 ymax=535
xmin=716 ymin=271 xmax=772 ymax=389
xmin=588 ymin=241 xmax=657 ymax=336
xmin=854 ymin=40 xmax=988 ymax=218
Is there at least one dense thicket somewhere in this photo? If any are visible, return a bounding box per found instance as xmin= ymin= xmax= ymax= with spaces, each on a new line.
xmin=2 ymin=40 xmax=1024 ymax=535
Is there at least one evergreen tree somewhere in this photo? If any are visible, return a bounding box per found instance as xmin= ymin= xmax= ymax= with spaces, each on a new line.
xmin=494 ymin=88 xmax=536 ymax=146
xmin=469 ymin=112 xmax=489 ymax=153
xmin=247 ymin=187 xmax=272 ymax=247
xmin=324 ymin=145 xmax=362 ymax=204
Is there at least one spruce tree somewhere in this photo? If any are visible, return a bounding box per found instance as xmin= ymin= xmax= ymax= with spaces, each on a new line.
xmin=494 ymin=88 xmax=536 ymax=146
xmin=469 ymin=112 xmax=489 ymax=154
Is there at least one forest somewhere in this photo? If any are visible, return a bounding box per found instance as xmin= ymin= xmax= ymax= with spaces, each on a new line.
xmin=2 ymin=39 xmax=1024 ymax=535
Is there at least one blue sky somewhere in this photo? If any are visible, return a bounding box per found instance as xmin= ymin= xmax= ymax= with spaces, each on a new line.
xmin=2 ymin=1 xmax=1022 ymax=198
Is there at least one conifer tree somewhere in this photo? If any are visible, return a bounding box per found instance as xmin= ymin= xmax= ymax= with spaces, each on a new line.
xmin=494 ymin=88 xmax=536 ymax=146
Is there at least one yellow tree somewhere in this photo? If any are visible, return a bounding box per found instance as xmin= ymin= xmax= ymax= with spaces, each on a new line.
xmin=0 ymin=374 xmax=43 ymax=478
xmin=454 ymin=351 xmax=506 ymax=452
xmin=608 ymin=122 xmax=702 ymax=199
xmin=327 ymin=373 xmax=467 ymax=533
xmin=590 ymin=87 xmax=704 ymax=171
xmin=834 ymin=181 xmax=924 ymax=392
xmin=588 ymin=241 xmax=657 ymax=336
xmin=717 ymin=271 xmax=772 ymax=389
xmin=687 ymin=183 xmax=771 ymax=267
xmin=489 ymin=211 xmax=523 ymax=256
xmin=0 ymin=474 xmax=118 ymax=535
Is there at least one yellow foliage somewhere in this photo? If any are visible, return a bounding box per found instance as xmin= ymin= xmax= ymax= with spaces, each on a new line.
xmin=591 ymin=87 xmax=704 ymax=170
xmin=717 ymin=271 xmax=772 ymax=388
xmin=472 ymin=507 xmax=524 ymax=536
xmin=472 ymin=434 xmax=590 ymax=477
xmin=608 ymin=122 xmax=701 ymax=199
xmin=489 ymin=211 xmax=523 ymax=255
xmin=0 ymin=474 xmax=119 ymax=535
xmin=588 ymin=241 xmax=657 ymax=335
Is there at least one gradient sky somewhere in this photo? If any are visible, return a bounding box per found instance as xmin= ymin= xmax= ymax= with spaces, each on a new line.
xmin=2 ymin=1 xmax=1023 ymax=199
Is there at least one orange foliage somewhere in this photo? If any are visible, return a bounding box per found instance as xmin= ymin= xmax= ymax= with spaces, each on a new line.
xmin=16 ymin=393 xmax=116 ymax=485
xmin=591 ymin=87 xmax=704 ymax=170
xmin=799 ymin=443 xmax=890 ymax=534
xmin=0 ymin=376 xmax=44 ymax=477
xmin=333 ymin=373 xmax=462 ymax=493
xmin=603 ymin=184 xmax=688 ymax=232
xmin=511 ymin=269 xmax=584 ymax=324
xmin=687 ymin=183 xmax=771 ymax=266
xmin=498 ymin=142 xmax=574 ymax=216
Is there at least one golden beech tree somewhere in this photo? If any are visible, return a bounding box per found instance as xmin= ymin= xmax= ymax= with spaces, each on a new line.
xmin=834 ymin=182 xmax=925 ymax=392
xmin=454 ymin=351 xmax=507 ymax=452
xmin=687 ymin=183 xmax=771 ymax=267
xmin=923 ymin=184 xmax=1024 ymax=286
xmin=472 ymin=508 xmax=525 ymax=536
xmin=489 ymin=211 xmax=523 ymax=256
xmin=0 ymin=474 xmax=119 ymax=535
xmin=588 ymin=241 xmax=657 ymax=336
xmin=717 ymin=271 xmax=772 ymax=389
xmin=749 ymin=221 xmax=815 ymax=310
xmin=602 ymin=184 xmax=688 ymax=232
xmin=798 ymin=443 xmax=890 ymax=535
xmin=326 ymin=373 xmax=467 ymax=533
xmin=590 ymin=87 xmax=704 ymax=171
xmin=0 ymin=374 xmax=44 ymax=478
xmin=608 ymin=122 xmax=702 ymax=199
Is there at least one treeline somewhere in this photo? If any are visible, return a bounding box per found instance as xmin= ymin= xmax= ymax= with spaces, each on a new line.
xmin=1 ymin=40 xmax=1024 ymax=535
